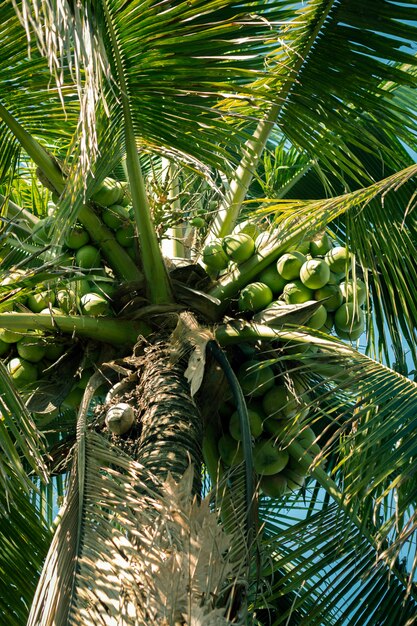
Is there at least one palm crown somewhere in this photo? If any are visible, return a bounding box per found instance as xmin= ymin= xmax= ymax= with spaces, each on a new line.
xmin=1 ymin=1 xmax=417 ymax=624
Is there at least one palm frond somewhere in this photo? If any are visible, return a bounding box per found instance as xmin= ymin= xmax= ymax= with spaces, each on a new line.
xmin=93 ymin=0 xmax=293 ymax=169
xmin=4 ymin=0 xmax=295 ymax=191
xmin=208 ymin=0 xmax=417 ymax=238
xmin=258 ymin=496 xmax=417 ymax=625
xmin=0 ymin=0 xmax=80 ymax=179
xmin=13 ymin=0 xmax=108 ymax=177
xmin=256 ymin=0 xmax=417 ymax=179
xmin=0 ymin=362 xmax=48 ymax=492
xmin=0 ymin=484 xmax=51 ymax=626
xmin=28 ymin=427 xmax=251 ymax=625
xmin=213 ymin=320 xmax=417 ymax=621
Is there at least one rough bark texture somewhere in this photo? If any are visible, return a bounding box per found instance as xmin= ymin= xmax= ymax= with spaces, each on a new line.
xmin=135 ymin=342 xmax=203 ymax=495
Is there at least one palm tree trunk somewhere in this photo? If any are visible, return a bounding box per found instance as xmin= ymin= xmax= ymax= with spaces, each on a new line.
xmin=135 ymin=342 xmax=203 ymax=495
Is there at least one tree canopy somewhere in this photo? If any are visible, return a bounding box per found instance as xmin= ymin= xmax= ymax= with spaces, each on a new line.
xmin=1 ymin=1 xmax=417 ymax=624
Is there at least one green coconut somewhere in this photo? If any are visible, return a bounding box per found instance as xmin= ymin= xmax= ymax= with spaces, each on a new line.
xmin=222 ymin=233 xmax=255 ymax=264
xmin=75 ymin=245 xmax=102 ymax=270
xmin=299 ymin=259 xmax=330 ymax=290
xmin=101 ymin=204 xmax=130 ymax=231
xmin=325 ymin=246 xmax=351 ymax=273
xmin=238 ymin=282 xmax=273 ymax=313
xmin=7 ymin=357 xmax=38 ymax=387
xmin=202 ymin=240 xmax=229 ymax=271
xmin=276 ymin=251 xmax=306 ymax=281
xmin=64 ymin=224 xmax=90 ymax=250
xmin=80 ymin=293 xmax=110 ymax=316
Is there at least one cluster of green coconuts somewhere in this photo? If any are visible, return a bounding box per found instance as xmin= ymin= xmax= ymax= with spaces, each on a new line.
xmin=0 ymin=179 xmax=134 ymax=400
xmin=218 ymin=360 xmax=318 ymax=497
xmin=0 ymin=323 xmax=98 ymax=409
xmin=203 ymin=228 xmax=367 ymax=498
xmin=203 ymin=229 xmax=366 ymax=341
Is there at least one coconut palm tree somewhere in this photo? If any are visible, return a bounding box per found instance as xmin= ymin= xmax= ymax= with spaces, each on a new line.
xmin=1 ymin=0 xmax=417 ymax=624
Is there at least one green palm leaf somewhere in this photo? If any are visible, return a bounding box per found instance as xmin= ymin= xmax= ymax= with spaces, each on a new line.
xmin=215 ymin=321 xmax=417 ymax=621
xmin=0 ymin=0 xmax=80 ymax=182
xmin=210 ymin=0 xmax=417 ymax=237
xmin=3 ymin=0 xmax=294 ymax=184
xmin=0 ymin=484 xmax=51 ymax=626
xmin=259 ymin=498 xmax=417 ymax=625
xmin=0 ymin=361 xmax=48 ymax=491
xmin=274 ymin=1 xmax=417 ymax=172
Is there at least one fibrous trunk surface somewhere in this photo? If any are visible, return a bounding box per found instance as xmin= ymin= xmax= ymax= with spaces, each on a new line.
xmin=135 ymin=342 xmax=203 ymax=494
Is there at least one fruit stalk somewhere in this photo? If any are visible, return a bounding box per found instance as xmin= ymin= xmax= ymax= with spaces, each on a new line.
xmin=214 ymin=322 xmax=353 ymax=355
xmin=76 ymin=204 xmax=143 ymax=281
xmin=160 ymin=159 xmax=186 ymax=259
xmin=0 ymin=313 xmax=149 ymax=346
xmin=207 ymin=104 xmax=279 ymax=242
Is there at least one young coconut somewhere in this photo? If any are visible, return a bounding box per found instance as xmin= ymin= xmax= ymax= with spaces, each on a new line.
xmin=16 ymin=335 xmax=47 ymax=363
xmin=202 ymin=239 xmax=229 ymax=271
xmin=64 ymin=224 xmax=90 ymax=250
xmin=299 ymin=259 xmax=330 ymax=290
xmin=75 ymin=245 xmax=102 ymax=270
xmin=309 ymin=232 xmax=333 ymax=256
xmin=340 ymin=279 xmax=366 ymax=306
xmin=283 ymin=280 xmax=313 ymax=304
xmin=218 ymin=434 xmax=244 ymax=467
xmin=334 ymin=302 xmax=364 ymax=333
xmin=80 ymin=293 xmax=110 ymax=316
xmin=222 ymin=233 xmax=255 ymax=264
xmin=260 ymin=473 xmax=288 ymax=498
xmin=27 ymin=291 xmax=55 ymax=313
xmin=92 ymin=178 xmax=125 ymax=207
xmin=229 ymin=407 xmax=263 ymax=440
xmin=238 ymin=282 xmax=273 ymax=313
xmin=325 ymin=246 xmax=351 ymax=273
xmin=276 ymin=251 xmax=306 ymax=281
xmin=253 ymin=439 xmax=289 ymax=476
xmin=257 ymin=265 xmax=288 ymax=294
xmin=0 ymin=328 xmax=22 ymax=344
xmin=7 ymin=357 xmax=38 ymax=387
xmin=237 ymin=360 xmax=275 ymax=398
xmin=101 ymin=204 xmax=130 ymax=231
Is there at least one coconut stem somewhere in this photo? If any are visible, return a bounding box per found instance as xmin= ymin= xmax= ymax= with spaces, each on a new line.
xmin=0 ymin=312 xmax=148 ymax=346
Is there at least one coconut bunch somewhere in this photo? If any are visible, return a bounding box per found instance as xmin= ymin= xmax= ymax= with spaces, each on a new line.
xmin=0 ymin=179 xmax=139 ymax=404
xmin=203 ymin=353 xmax=320 ymax=499
xmin=199 ymin=228 xmax=368 ymax=500
xmin=0 ymin=322 xmax=103 ymax=410
xmin=202 ymin=229 xmax=366 ymax=342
